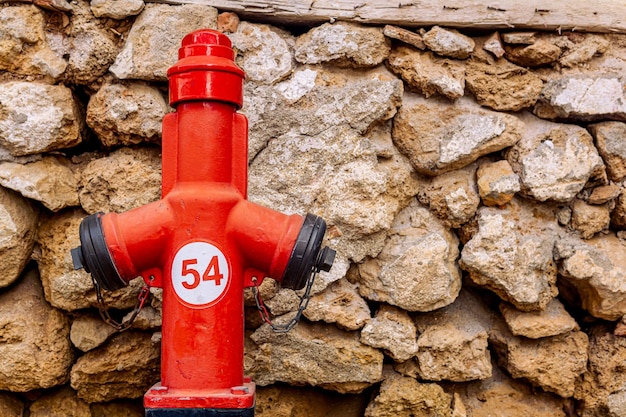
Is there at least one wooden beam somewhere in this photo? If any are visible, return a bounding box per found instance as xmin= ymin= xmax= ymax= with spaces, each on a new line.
xmin=146 ymin=0 xmax=626 ymax=34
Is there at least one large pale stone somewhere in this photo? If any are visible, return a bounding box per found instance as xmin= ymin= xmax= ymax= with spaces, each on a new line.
xmin=230 ymin=22 xmax=294 ymax=85
xmin=70 ymin=314 xmax=117 ymax=352
xmin=534 ymin=75 xmax=626 ymax=122
xmin=303 ymin=278 xmax=371 ymax=331
xmin=78 ymin=147 xmax=161 ymax=214
xmin=247 ymin=321 xmax=383 ymax=394
xmin=35 ymin=209 xmax=147 ymax=311
xmin=0 ymin=187 xmax=37 ymax=288
xmin=589 ymin=122 xmax=626 ymax=182
xmin=422 ymin=26 xmax=475 ymax=59
xmin=417 ymin=162 xmax=480 ymax=228
xmin=0 ymin=82 xmax=83 ymax=156
xmin=412 ymin=290 xmax=493 ymax=382
xmin=0 ymin=156 xmax=79 ymax=211
xmin=29 ymin=387 xmax=91 ymax=417
xmin=0 ymin=268 xmax=73 ymax=392
xmin=87 ymin=82 xmax=168 ymax=147
xmin=364 ymin=371 xmax=451 ymax=417
xmin=110 ymin=3 xmax=218 ymax=81
xmin=506 ymin=112 xmax=605 ymax=202
xmin=460 ymin=199 xmax=559 ymax=311
xmin=358 ymin=199 xmax=461 ymax=312
xmin=0 ymin=5 xmax=66 ymax=80
xmin=386 ymin=46 xmax=465 ymax=100
xmin=465 ymin=59 xmax=544 ymax=111
xmin=90 ymin=0 xmax=144 ymax=19
xmin=555 ymin=233 xmax=626 ymax=320
xmin=295 ymin=22 xmax=390 ymax=68
xmin=70 ymin=331 xmax=160 ymax=403
xmin=392 ymin=94 xmax=523 ymax=176
xmin=499 ymin=299 xmax=578 ymax=339
xmin=360 ymin=305 xmax=418 ymax=362
xmin=476 ymin=159 xmax=520 ymax=207
xmin=491 ymin=325 xmax=588 ymax=397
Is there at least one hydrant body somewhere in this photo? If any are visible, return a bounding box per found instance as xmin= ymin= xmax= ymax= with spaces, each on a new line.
xmin=71 ymin=30 xmax=334 ymax=416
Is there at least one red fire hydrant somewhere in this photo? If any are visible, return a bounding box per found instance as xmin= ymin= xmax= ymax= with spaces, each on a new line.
xmin=71 ymin=29 xmax=335 ymax=416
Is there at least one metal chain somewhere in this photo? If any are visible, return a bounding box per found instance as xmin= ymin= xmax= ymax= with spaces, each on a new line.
xmin=251 ymin=270 xmax=317 ymax=333
xmin=91 ymin=274 xmax=150 ymax=332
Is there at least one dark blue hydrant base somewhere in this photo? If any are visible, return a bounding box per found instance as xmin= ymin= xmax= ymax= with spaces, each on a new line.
xmin=146 ymin=408 xmax=254 ymax=417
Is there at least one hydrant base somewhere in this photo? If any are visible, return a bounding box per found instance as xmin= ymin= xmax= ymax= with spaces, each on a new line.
xmin=144 ymin=381 xmax=255 ymax=410
xmin=145 ymin=407 xmax=254 ymax=416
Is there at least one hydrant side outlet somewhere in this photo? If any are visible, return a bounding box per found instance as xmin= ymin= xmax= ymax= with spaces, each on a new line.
xmin=70 ymin=29 xmax=335 ymax=415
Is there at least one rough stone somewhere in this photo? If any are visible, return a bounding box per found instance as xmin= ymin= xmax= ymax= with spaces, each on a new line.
xmin=0 ymin=268 xmax=73 ymax=392
xmin=0 ymin=187 xmax=38 ymax=288
xmin=383 ymin=25 xmax=425 ymax=50
xmin=78 ymin=147 xmax=161 ymax=214
xmin=608 ymin=390 xmax=626 ymax=417
xmin=559 ymin=35 xmax=610 ymax=68
xmin=483 ymin=32 xmax=505 ymax=58
xmin=499 ymin=298 xmax=578 ymax=339
xmin=303 ymin=278 xmax=371 ymax=331
xmin=64 ymin=0 xmax=121 ymax=85
xmin=0 ymin=392 xmax=23 ymax=417
xmin=295 ymin=22 xmax=390 ymax=68
xmin=255 ymin=385 xmax=366 ymax=417
xmin=0 ymin=82 xmax=83 ymax=156
xmin=230 ymin=22 xmax=294 ymax=85
xmin=417 ymin=163 xmax=480 ymax=227
xmin=29 ymin=387 xmax=91 ymax=417
xmin=87 ymin=82 xmax=168 ymax=147
xmin=534 ymin=75 xmax=626 ymax=122
xmin=589 ymin=122 xmax=626 ymax=182
xmin=360 ymin=305 xmax=418 ymax=362
xmin=504 ymin=40 xmax=562 ymax=67
xmin=458 ymin=363 xmax=567 ymax=417
xmin=465 ymin=59 xmax=544 ymax=111
xmin=570 ymin=199 xmax=611 ymax=239
xmin=364 ymin=371 xmax=452 ymax=417
xmin=34 ymin=209 xmax=148 ymax=311
xmin=90 ymin=401 xmax=144 ymax=417
xmin=460 ymin=199 xmax=559 ymax=311
xmin=217 ymin=12 xmax=240 ymax=33
xmin=589 ymin=183 xmax=621 ymax=204
xmin=70 ymin=331 xmax=160 ymax=403
xmin=612 ymin=189 xmax=626 ymax=229
xmin=109 ymin=3 xmax=218 ymax=81
xmin=124 ymin=305 xmax=162 ymax=330
xmin=575 ymin=326 xmax=626 ymax=416
xmin=476 ymin=159 xmax=520 ymax=207
xmin=0 ymin=156 xmax=79 ymax=211
xmin=392 ymin=94 xmax=523 ymax=176
xmin=422 ymin=26 xmax=475 ymax=59
xmin=491 ymin=325 xmax=588 ymax=397
xmin=555 ymin=233 xmax=626 ymax=320
xmin=358 ymin=199 xmax=461 ymax=312
xmin=506 ymin=112 xmax=605 ymax=202
xmin=502 ymin=32 xmax=537 ymax=45
xmin=70 ymin=314 xmax=117 ymax=352
xmin=386 ymin=46 xmax=465 ymax=100
xmin=0 ymin=5 xmax=66 ymax=80
xmin=412 ymin=290 xmax=493 ymax=382
xmin=90 ymin=0 xmax=144 ymax=19
xmin=248 ymin=320 xmax=383 ymax=393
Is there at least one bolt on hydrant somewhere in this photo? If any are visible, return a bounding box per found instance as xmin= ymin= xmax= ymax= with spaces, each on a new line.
xmin=70 ymin=29 xmax=335 ymax=416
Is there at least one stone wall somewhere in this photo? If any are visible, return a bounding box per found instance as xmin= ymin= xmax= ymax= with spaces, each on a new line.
xmin=1 ymin=1 xmax=626 ymax=416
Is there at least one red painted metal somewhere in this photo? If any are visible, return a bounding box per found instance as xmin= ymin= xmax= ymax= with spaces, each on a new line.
xmin=94 ymin=29 xmax=306 ymax=411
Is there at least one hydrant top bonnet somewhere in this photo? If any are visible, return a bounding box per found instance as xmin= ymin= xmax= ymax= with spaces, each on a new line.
xmin=167 ymin=30 xmax=245 ymax=108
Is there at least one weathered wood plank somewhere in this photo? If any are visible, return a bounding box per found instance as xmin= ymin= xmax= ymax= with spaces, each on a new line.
xmin=145 ymin=0 xmax=626 ymax=34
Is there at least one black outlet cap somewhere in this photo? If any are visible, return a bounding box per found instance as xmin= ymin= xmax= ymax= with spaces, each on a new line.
xmin=71 ymin=213 xmax=127 ymax=292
